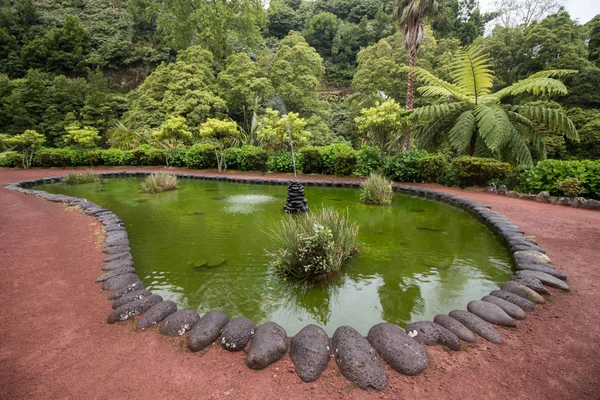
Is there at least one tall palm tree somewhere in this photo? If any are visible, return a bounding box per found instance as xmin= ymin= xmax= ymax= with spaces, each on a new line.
xmin=393 ymin=0 xmax=442 ymax=110
xmin=409 ymin=45 xmax=578 ymax=167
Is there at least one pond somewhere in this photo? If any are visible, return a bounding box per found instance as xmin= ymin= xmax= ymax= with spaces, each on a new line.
xmin=37 ymin=178 xmax=513 ymax=335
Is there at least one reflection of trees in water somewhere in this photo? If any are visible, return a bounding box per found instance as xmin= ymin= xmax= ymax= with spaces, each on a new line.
xmin=377 ymin=275 xmax=425 ymax=327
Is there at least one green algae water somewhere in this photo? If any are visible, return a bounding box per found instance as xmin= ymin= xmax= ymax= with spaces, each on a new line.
xmin=37 ymin=178 xmax=513 ymax=335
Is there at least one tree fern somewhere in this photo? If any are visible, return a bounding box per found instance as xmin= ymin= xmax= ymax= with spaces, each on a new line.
xmin=450 ymin=46 xmax=494 ymax=101
xmin=448 ymin=110 xmax=476 ymax=153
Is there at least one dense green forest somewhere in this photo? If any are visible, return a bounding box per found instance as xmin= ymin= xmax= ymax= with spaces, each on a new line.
xmin=0 ymin=0 xmax=599 ymax=164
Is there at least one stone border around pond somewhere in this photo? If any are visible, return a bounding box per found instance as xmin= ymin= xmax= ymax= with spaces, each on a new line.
xmin=488 ymin=185 xmax=600 ymax=210
xmin=4 ymin=171 xmax=571 ymax=392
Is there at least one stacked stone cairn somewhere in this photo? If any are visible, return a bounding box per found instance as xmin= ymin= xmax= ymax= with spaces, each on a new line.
xmin=283 ymin=180 xmax=308 ymax=214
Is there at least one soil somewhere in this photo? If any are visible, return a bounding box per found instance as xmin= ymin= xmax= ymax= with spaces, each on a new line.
xmin=1 ymin=167 xmax=599 ymax=400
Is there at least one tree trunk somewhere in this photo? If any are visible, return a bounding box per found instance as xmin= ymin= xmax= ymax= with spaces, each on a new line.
xmin=406 ymin=50 xmax=417 ymax=111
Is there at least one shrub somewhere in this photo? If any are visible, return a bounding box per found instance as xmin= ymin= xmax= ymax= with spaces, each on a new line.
xmin=184 ymin=143 xmax=217 ymax=169
xmin=321 ymin=144 xmax=357 ymax=176
xmin=383 ymin=149 xmax=429 ymax=182
xmin=267 ymin=208 xmax=359 ymax=281
xmin=442 ymin=157 xmax=512 ymax=188
xmin=139 ymin=173 xmax=178 ymax=193
xmin=267 ymin=151 xmax=301 ymax=173
xmin=360 ymin=173 xmax=394 ymax=205
xmin=49 ymin=148 xmax=74 ymax=167
xmin=299 ymin=146 xmax=323 ymax=174
xmin=167 ymin=149 xmax=188 ymax=167
xmin=63 ymin=170 xmax=99 ymax=185
xmin=419 ymin=154 xmax=448 ymax=183
xmin=557 ymin=177 xmax=585 ymax=198
xmin=101 ymin=148 xmax=135 ymax=166
xmin=519 ymin=160 xmax=600 ymax=199
xmin=227 ymin=145 xmax=268 ymax=171
xmin=132 ymin=145 xmax=166 ymax=166
xmin=82 ymin=150 xmax=104 ymax=166
xmin=0 ymin=151 xmax=22 ymax=167
xmin=355 ymin=146 xmax=382 ymax=177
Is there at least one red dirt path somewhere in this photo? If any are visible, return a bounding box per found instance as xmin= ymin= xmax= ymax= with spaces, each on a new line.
xmin=1 ymin=167 xmax=599 ymax=400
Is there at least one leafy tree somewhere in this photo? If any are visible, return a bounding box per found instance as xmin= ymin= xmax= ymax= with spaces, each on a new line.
xmin=355 ymin=99 xmax=410 ymax=158
xmin=304 ymin=12 xmax=341 ymax=57
xmin=410 ymin=45 xmax=578 ymax=166
xmin=256 ymin=108 xmax=310 ymax=151
xmin=108 ymin=121 xmax=149 ymax=150
xmin=491 ymin=0 xmax=564 ymax=27
xmin=82 ymin=70 xmax=112 ymax=135
xmin=589 ymin=15 xmax=600 ymax=68
xmin=266 ymin=5 xmax=304 ymax=39
xmin=63 ymin=125 xmax=100 ymax=149
xmin=1 ymin=129 xmax=45 ymax=168
xmin=199 ymin=118 xmax=241 ymax=171
xmin=433 ymin=0 xmax=497 ymax=45
xmin=153 ymin=116 xmax=193 ymax=150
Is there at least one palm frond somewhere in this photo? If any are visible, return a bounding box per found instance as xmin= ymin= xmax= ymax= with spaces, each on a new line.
xmin=473 ymin=104 xmax=512 ymax=151
xmin=448 ymin=110 xmax=476 ymax=154
xmin=450 ymin=46 xmax=494 ymax=100
xmin=509 ymin=105 xmax=578 ymax=141
xmin=402 ymin=66 xmax=469 ymax=101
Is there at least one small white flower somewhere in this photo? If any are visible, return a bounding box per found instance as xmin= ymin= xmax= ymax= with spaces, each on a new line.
xmin=408 ymin=330 xmax=418 ymax=338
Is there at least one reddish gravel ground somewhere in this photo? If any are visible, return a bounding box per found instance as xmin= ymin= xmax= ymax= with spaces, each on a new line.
xmin=1 ymin=167 xmax=599 ymax=400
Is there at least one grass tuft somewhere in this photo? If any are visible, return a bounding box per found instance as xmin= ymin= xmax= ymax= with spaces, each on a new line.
xmin=63 ymin=170 xmax=99 ymax=185
xmin=360 ymin=173 xmax=394 ymax=205
xmin=139 ymin=173 xmax=178 ymax=193
xmin=267 ymin=207 xmax=359 ymax=281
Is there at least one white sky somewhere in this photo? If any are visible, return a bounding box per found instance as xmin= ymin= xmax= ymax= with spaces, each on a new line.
xmin=478 ymin=0 xmax=600 ymax=24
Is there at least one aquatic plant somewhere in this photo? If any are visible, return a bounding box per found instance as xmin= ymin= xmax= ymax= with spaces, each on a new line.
xmin=63 ymin=170 xmax=99 ymax=185
xmin=360 ymin=173 xmax=394 ymax=205
xmin=139 ymin=173 xmax=178 ymax=193
xmin=267 ymin=208 xmax=359 ymax=281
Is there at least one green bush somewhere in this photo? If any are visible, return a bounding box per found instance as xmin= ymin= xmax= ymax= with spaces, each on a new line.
xmin=267 ymin=151 xmax=301 ymax=173
xmin=267 ymin=208 xmax=359 ymax=281
xmin=321 ymin=144 xmax=357 ymax=176
xmin=383 ymin=149 xmax=429 ymax=182
xmin=184 ymin=143 xmax=217 ymax=169
xmin=443 ymin=157 xmax=513 ymax=188
xmin=419 ymin=154 xmax=448 ymax=183
xmin=42 ymin=148 xmax=73 ymax=167
xmin=355 ymin=146 xmax=382 ymax=177
xmin=518 ymin=159 xmax=600 ymax=199
xmin=132 ymin=145 xmax=166 ymax=166
xmin=227 ymin=145 xmax=268 ymax=171
xmin=0 ymin=151 xmax=21 ymax=167
xmin=63 ymin=170 xmax=99 ymax=185
xmin=82 ymin=150 xmax=104 ymax=166
xmin=167 ymin=149 xmax=187 ymax=167
xmin=101 ymin=148 xmax=135 ymax=166
xmin=557 ymin=177 xmax=585 ymax=198
xmin=360 ymin=173 xmax=393 ymax=205
xmin=299 ymin=146 xmax=323 ymax=174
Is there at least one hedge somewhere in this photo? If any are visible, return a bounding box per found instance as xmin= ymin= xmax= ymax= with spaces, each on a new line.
xmin=518 ymin=159 xmax=600 ymax=199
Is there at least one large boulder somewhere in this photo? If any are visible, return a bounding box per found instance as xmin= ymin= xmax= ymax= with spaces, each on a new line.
xmin=290 ymin=324 xmax=330 ymax=382
xmin=136 ymin=300 xmax=177 ymax=331
xmin=112 ymin=289 xmax=152 ymax=309
xmin=107 ymin=294 xmax=162 ymax=324
xmin=467 ymin=300 xmax=516 ymax=327
xmin=332 ymin=325 xmax=388 ymax=391
xmin=246 ymin=322 xmax=288 ymax=370
xmin=367 ymin=323 xmax=428 ymax=375
xmin=221 ymin=318 xmax=256 ymax=352
xmin=516 ymin=270 xmax=570 ymax=291
xmin=405 ymin=321 xmax=461 ymax=351
xmin=501 ymin=281 xmax=546 ymax=304
xmin=107 ymin=280 xmax=144 ymax=300
xmin=159 ymin=310 xmax=200 ymax=336
xmin=481 ymin=295 xmax=525 ymax=320
xmin=433 ymin=314 xmax=476 ymax=343
xmin=510 ymin=274 xmax=550 ymax=295
xmin=188 ymin=311 xmax=230 ymax=352
xmin=448 ymin=310 xmax=502 ymax=344
xmin=489 ymin=290 xmax=535 ymax=312
xmin=101 ymin=273 xmax=140 ymax=290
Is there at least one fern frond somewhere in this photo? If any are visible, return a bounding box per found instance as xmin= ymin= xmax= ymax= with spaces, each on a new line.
xmin=448 ymin=110 xmax=476 ymax=154
xmin=528 ymin=69 xmax=578 ymax=79
xmin=499 ymin=127 xmax=534 ymax=167
xmin=450 ymin=46 xmax=494 ymax=99
xmin=474 ymin=104 xmax=512 ymax=151
xmin=411 ymin=102 xmax=468 ymax=121
xmin=414 ymin=108 xmax=464 ymax=149
xmin=417 ymin=85 xmax=463 ymax=99
xmin=505 ymin=109 xmax=547 ymax=160
xmin=473 ymin=136 xmax=495 ymax=159
xmin=402 ymin=66 xmax=469 ymax=101
xmin=495 ymin=77 xmax=569 ymax=99
xmin=509 ymin=105 xmax=578 ymax=140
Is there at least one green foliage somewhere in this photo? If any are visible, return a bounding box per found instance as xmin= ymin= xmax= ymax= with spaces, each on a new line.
xmin=383 ymin=149 xmax=429 ymax=182
xmin=101 ymin=148 xmax=135 ymax=166
xmin=63 ymin=170 xmax=99 ymax=185
xmin=0 ymin=151 xmax=22 ymax=168
xmin=139 ymin=173 xmax=178 ymax=193
xmin=184 ymin=143 xmax=218 ymax=169
xmin=518 ymin=160 xmax=600 ymax=199
xmin=267 ymin=151 xmax=301 ymax=173
xmin=589 ymin=15 xmax=600 ymax=68
xmin=199 ymin=118 xmax=241 ymax=171
xmin=154 ymin=116 xmax=193 ymax=149
xmin=267 ymin=208 xmax=359 ymax=281
xmin=443 ymin=157 xmax=513 ymax=188
xmin=419 ymin=154 xmax=448 ymax=182
xmin=132 ymin=145 xmax=167 ymax=166
xmin=2 ymin=129 xmax=46 ymax=168
xmin=299 ymin=146 xmax=324 ymax=174
xmin=226 ymin=145 xmax=268 ymax=171
xmin=257 ymin=108 xmax=310 ymax=151
xmin=321 ymin=143 xmax=357 ymax=176
xmin=355 ymin=99 xmax=410 ymax=154
xmin=63 ymin=125 xmax=100 ymax=149
xmin=360 ymin=173 xmax=393 ymax=205
xmin=355 ymin=145 xmax=382 ymax=176
xmin=556 ymin=178 xmax=585 ymax=198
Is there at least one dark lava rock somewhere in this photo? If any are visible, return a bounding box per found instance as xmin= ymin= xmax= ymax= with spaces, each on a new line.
xmin=136 ymin=300 xmax=178 ymax=331
xmin=102 ymin=258 xmax=134 ymax=271
xmin=481 ymin=295 xmax=525 ymax=320
xmin=290 ymin=324 xmax=331 ymax=382
xmin=246 ymin=322 xmax=288 ymax=370
xmin=105 ymin=225 xmax=126 ymax=233
xmin=103 ymin=239 xmax=130 ymax=249
xmin=448 ymin=310 xmax=502 ymax=344
xmin=501 ymin=281 xmax=546 ymax=304
xmin=107 ymin=281 xmax=144 ymax=300
xmin=405 ymin=321 xmax=461 ymax=351
xmin=107 ymin=294 xmax=162 ymax=324
xmin=159 ymin=310 xmax=200 ymax=336
xmin=516 ymin=261 xmax=567 ymax=280
xmin=188 ymin=311 xmax=230 ymax=352
xmin=112 ymin=289 xmax=152 ymax=309
xmin=96 ymin=266 xmax=135 ymax=282
xmin=103 ymin=252 xmax=132 ymax=263
xmin=497 ymin=185 xmax=507 ymax=194
xmin=507 ymin=191 xmax=519 ymax=198
xmin=101 ymin=273 xmax=140 ymax=290
xmin=571 ymin=197 xmax=586 ymax=208
xmin=221 ymin=318 xmax=256 ymax=351
xmin=585 ymin=199 xmax=600 ymax=210
xmin=106 ymin=230 xmax=128 ymax=243
xmin=490 ymin=290 xmax=535 ymax=312
xmin=433 ymin=314 xmax=476 ymax=343
xmin=102 ymin=245 xmax=131 ymax=255
xmin=332 ymin=325 xmax=388 ymax=391
xmin=516 ymin=270 xmax=570 ymax=291
xmin=536 ymin=191 xmax=552 ymax=203
xmin=511 ymin=274 xmax=550 ymax=295
xmin=367 ymin=323 xmax=428 ymax=376
xmin=553 ymin=197 xmax=572 ymax=206
xmin=514 ymin=250 xmax=552 ymax=265
xmin=467 ymin=300 xmax=516 ymax=327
